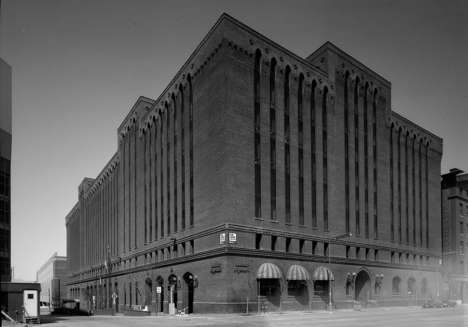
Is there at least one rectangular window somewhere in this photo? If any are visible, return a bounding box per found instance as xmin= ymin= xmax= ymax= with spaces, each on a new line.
xmin=255 ymin=234 xmax=262 ymax=250
xmin=356 ymin=247 xmax=360 ymax=260
xmin=461 ymin=241 xmax=464 ymax=255
xmin=312 ymin=241 xmax=317 ymax=255
xmin=286 ymin=237 xmax=291 ymax=253
xmin=190 ymin=240 xmax=194 ymax=254
xmin=271 ymin=236 xmax=277 ymax=251
xmin=461 ymin=203 xmax=464 ymax=217
xmin=346 ymin=246 xmax=350 ymax=259
xmin=461 ymin=221 xmax=464 ymax=235
xmin=324 ymin=242 xmax=329 ymax=256
xmin=299 ymin=239 xmax=304 ymax=254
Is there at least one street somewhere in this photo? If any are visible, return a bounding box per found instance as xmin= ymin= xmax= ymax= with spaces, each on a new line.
xmin=35 ymin=306 xmax=468 ymax=327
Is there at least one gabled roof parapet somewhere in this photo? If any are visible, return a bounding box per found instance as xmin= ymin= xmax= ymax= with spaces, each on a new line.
xmin=65 ymin=202 xmax=79 ymax=225
xmin=307 ymin=41 xmax=391 ymax=89
xmin=82 ymin=152 xmax=120 ymax=202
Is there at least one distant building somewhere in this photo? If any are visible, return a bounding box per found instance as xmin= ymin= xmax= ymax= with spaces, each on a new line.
xmin=36 ymin=253 xmax=68 ymax=307
xmin=0 ymin=58 xmax=41 ymax=322
xmin=66 ymin=14 xmax=443 ymax=314
xmin=441 ymin=168 xmax=468 ymax=303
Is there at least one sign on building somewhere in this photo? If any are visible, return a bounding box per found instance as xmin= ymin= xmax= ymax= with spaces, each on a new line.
xmin=229 ymin=233 xmax=237 ymax=244
xmin=219 ymin=233 xmax=226 ymax=245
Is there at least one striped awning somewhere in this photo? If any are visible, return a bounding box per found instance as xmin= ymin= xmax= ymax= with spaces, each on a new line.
xmin=313 ymin=266 xmax=334 ymax=281
xmin=286 ymin=265 xmax=310 ymax=281
xmin=256 ymin=263 xmax=283 ymax=279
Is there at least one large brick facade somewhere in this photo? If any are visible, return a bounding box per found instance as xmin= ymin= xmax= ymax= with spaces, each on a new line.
xmin=66 ymin=14 xmax=443 ymax=314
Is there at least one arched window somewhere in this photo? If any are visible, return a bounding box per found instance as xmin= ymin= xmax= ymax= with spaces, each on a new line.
xmin=419 ymin=140 xmax=423 ymax=246
xmin=398 ymin=128 xmax=402 ymax=243
xmin=254 ymin=49 xmax=262 ymax=218
xmin=166 ymin=101 xmax=171 ymax=236
xmin=129 ymin=282 xmax=132 ymax=306
xmin=364 ymin=82 xmax=369 ymax=238
xmin=135 ymin=282 xmax=139 ymax=306
xmin=407 ymin=277 xmax=415 ymax=295
xmin=373 ymin=89 xmax=378 ymax=239
xmin=298 ymin=73 xmax=304 ymax=226
xmin=284 ymin=65 xmax=291 ymax=224
xmin=425 ymin=142 xmax=429 ymax=247
xmin=180 ymin=84 xmax=186 ymax=230
xmin=344 ymin=72 xmax=350 ymax=233
xmin=405 ymin=131 xmax=410 ymax=244
xmin=323 ymin=86 xmax=329 ymax=229
xmin=421 ymin=278 xmax=427 ymax=295
xmin=187 ymin=74 xmax=194 ymax=227
xmin=311 ymin=80 xmax=317 ymax=228
xmin=354 ymin=77 xmax=360 ymax=236
xmin=412 ymin=136 xmax=417 ymax=245
xmin=160 ymin=108 xmax=165 ymax=238
xmin=270 ymin=58 xmax=277 ymax=222
xmin=346 ymin=280 xmax=352 ymax=296
xmin=392 ymin=277 xmax=401 ymax=295
xmin=173 ymin=93 xmax=178 ymax=234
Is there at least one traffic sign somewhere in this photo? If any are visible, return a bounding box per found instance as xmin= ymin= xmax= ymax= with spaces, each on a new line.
xmin=157 ymin=286 xmax=162 ymax=294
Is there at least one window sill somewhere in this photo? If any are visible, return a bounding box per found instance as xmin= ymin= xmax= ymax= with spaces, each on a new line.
xmin=311 ymin=227 xmax=318 ymax=230
xmin=285 ymin=223 xmax=292 ymax=226
xmin=270 ymin=220 xmax=278 ymax=224
xmin=255 ymin=217 xmax=263 ymax=221
xmin=299 ymin=225 xmax=305 ymax=228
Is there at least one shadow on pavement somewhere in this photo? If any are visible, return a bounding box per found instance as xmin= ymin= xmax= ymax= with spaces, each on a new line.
xmin=40 ymin=314 xmax=76 ymax=324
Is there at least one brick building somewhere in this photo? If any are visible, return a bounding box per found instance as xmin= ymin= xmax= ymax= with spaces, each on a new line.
xmin=441 ymin=168 xmax=468 ymax=304
xmin=66 ymin=14 xmax=443 ymax=314
xmin=36 ymin=253 xmax=68 ymax=307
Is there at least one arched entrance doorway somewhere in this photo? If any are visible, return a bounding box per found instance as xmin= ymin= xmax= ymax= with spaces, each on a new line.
xmin=168 ymin=274 xmax=178 ymax=312
xmin=114 ymin=282 xmax=119 ymax=313
xmin=156 ymin=276 xmax=164 ymax=313
xmin=145 ymin=278 xmax=153 ymax=307
xmin=355 ymin=270 xmax=372 ymax=306
xmin=182 ymin=272 xmax=195 ymax=314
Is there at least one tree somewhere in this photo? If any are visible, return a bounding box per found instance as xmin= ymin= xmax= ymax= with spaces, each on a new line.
xmin=231 ymin=262 xmax=256 ymax=315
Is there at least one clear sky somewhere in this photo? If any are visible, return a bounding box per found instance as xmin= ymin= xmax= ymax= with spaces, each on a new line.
xmin=1 ymin=0 xmax=466 ymax=281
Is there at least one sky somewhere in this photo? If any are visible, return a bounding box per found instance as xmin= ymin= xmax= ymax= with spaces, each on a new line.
xmin=0 ymin=0 xmax=466 ymax=281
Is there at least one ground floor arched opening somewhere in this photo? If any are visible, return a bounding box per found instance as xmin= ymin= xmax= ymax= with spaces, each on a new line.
xmin=355 ymin=270 xmax=372 ymax=306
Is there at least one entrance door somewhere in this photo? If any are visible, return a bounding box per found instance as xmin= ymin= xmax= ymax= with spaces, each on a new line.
xmin=23 ymin=290 xmax=38 ymax=317
xmin=355 ymin=271 xmax=371 ymax=305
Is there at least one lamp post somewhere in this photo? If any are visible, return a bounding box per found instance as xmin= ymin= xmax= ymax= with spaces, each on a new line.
xmin=328 ymin=233 xmax=352 ymax=310
xmin=437 ymin=251 xmax=457 ymax=300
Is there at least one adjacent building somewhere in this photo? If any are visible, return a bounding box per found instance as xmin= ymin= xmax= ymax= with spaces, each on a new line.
xmin=441 ymin=168 xmax=468 ymax=303
xmin=0 ymin=58 xmax=41 ymax=321
xmin=66 ymin=14 xmax=443 ymax=314
xmin=0 ymin=57 xmax=12 ymax=283
xmin=36 ymin=253 xmax=68 ymax=307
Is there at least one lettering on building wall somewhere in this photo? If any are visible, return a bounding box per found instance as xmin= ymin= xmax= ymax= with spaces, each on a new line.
xmin=219 ymin=233 xmax=225 ymax=245
xmin=211 ymin=262 xmax=222 ymax=274
xmin=234 ymin=262 xmax=250 ymax=274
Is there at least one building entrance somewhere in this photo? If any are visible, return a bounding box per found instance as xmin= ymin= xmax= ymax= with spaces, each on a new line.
xmin=355 ymin=270 xmax=372 ymax=306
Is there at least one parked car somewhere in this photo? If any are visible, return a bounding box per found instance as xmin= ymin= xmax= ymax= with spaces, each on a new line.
xmin=422 ymin=300 xmax=435 ymax=308
xmin=432 ymin=301 xmax=444 ymax=308
xmin=441 ymin=299 xmax=457 ymax=308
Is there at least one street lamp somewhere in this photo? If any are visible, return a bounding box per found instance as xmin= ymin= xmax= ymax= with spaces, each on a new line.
xmin=328 ymin=233 xmax=352 ymax=310
xmin=437 ymin=251 xmax=457 ymax=300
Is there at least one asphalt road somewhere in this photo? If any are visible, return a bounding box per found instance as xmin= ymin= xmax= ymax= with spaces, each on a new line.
xmin=36 ymin=306 xmax=467 ymax=327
